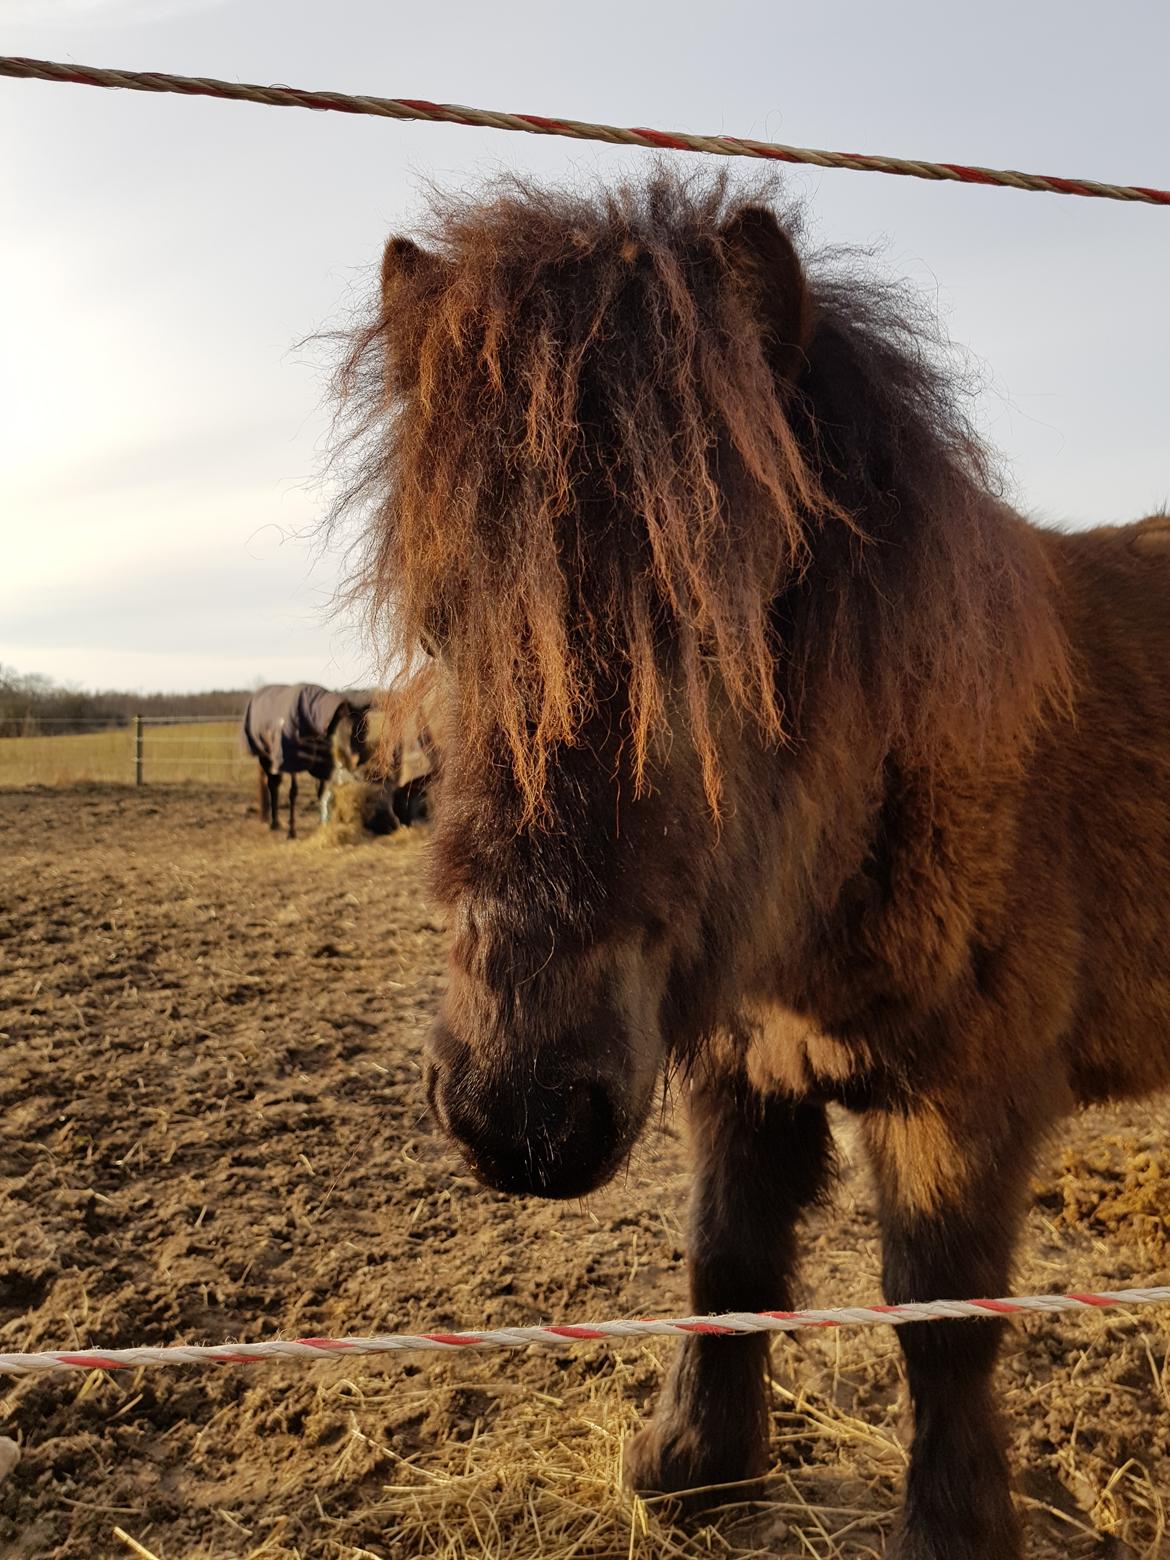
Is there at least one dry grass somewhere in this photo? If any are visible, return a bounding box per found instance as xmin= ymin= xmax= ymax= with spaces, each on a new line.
xmin=209 ymin=1340 xmax=902 ymax=1560
xmin=195 ymin=1308 xmax=1170 ymax=1559
xmin=0 ymin=721 xmax=253 ymax=788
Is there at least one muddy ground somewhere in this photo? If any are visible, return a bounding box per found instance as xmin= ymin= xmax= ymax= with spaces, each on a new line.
xmin=0 ymin=788 xmax=1166 ymax=1559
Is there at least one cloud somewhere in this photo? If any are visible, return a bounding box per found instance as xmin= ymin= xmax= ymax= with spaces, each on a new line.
xmin=33 ymin=418 xmax=314 ymax=505
xmin=1 ymin=0 xmax=233 ymax=25
xmin=0 ymin=545 xmax=371 ymax=691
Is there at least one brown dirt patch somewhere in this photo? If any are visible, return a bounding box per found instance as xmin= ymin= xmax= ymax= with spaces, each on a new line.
xmin=1041 ymin=1136 xmax=1170 ymax=1259
xmin=0 ymin=789 xmax=1166 ymax=1558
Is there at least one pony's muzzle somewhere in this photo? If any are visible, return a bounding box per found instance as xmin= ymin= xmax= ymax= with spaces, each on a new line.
xmin=425 ymin=1027 xmax=626 ymax=1199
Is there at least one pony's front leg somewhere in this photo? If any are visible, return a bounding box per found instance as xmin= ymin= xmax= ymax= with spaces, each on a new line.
xmin=862 ymin=1092 xmax=1043 ymax=1560
xmin=625 ymin=1070 xmax=834 ymax=1510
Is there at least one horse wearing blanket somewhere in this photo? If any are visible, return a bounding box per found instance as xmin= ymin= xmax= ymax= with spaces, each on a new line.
xmin=242 ymin=683 xmax=371 ymax=838
xmin=339 ymin=173 xmax=1170 ymax=1559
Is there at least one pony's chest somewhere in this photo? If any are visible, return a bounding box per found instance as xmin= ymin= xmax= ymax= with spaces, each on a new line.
xmin=740 ymin=1002 xmax=881 ymax=1106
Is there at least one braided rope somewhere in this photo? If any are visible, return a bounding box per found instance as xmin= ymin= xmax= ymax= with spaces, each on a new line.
xmin=1 ymin=55 xmax=1167 ymax=206
xmin=3 ymin=1286 xmax=1168 ymax=1376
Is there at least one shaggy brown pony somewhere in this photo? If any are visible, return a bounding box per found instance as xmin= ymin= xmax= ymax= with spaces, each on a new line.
xmin=339 ymin=172 xmax=1170 ymax=1559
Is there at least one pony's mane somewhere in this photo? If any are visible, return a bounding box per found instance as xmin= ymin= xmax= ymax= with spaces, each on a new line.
xmin=334 ymin=170 xmax=1067 ymax=819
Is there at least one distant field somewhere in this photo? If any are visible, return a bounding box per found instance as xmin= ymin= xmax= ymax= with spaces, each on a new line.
xmin=0 ymin=720 xmax=253 ymax=787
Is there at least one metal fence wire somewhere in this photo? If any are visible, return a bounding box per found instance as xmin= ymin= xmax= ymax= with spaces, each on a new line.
xmin=0 ymin=714 xmax=254 ymax=788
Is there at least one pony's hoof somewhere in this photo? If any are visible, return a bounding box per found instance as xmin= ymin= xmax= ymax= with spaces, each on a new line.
xmin=887 ymin=1508 xmax=1022 ymax=1560
xmin=624 ymin=1420 xmax=767 ymax=1516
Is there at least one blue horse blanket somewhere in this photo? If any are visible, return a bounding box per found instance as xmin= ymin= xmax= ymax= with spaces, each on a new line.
xmin=242 ymin=684 xmax=349 ymax=781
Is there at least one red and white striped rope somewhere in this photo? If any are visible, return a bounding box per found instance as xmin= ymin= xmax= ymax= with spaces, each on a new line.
xmin=4 ymin=1286 xmax=1169 ymax=1377
xmin=1 ymin=55 xmax=1167 ymax=207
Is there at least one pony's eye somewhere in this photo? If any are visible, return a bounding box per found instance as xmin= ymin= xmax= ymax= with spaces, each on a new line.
xmin=419 ymin=631 xmax=439 ymax=659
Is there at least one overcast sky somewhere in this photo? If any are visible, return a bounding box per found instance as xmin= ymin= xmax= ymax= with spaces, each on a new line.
xmin=1 ymin=0 xmax=1166 ymax=694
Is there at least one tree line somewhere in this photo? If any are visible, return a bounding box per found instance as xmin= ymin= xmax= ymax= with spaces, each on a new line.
xmin=0 ymin=666 xmax=253 ymax=734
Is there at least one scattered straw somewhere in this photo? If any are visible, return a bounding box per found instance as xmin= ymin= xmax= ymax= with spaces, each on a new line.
xmin=114 ymin=1530 xmax=165 ymax=1560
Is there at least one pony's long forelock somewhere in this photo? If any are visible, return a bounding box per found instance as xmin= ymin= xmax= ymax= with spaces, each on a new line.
xmin=335 ymin=172 xmax=840 ymax=819
xmin=333 ymin=170 xmax=1069 ymax=822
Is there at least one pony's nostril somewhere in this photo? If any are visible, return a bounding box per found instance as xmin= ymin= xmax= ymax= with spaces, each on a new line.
xmin=433 ymin=1067 xmax=623 ymax=1199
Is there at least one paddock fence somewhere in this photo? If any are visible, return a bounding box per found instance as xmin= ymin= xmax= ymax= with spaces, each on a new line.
xmin=3 ymin=1285 xmax=1170 ymax=1379
xmin=2 ymin=54 xmax=1169 ymax=205
xmin=0 ymin=714 xmax=254 ymax=789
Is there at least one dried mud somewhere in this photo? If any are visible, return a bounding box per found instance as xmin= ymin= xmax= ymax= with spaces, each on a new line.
xmin=0 ymin=789 xmax=1166 ymax=1559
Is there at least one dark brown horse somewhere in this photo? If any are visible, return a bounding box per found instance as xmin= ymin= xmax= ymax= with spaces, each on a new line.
xmin=339 ymin=173 xmax=1170 ymax=1559
xmin=323 ymin=689 xmax=440 ymax=832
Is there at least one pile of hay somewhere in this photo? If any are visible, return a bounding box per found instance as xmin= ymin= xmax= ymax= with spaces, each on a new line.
xmin=310 ymin=776 xmax=400 ymax=847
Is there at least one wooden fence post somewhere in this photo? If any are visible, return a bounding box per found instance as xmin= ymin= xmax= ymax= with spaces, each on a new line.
xmin=134 ymin=715 xmax=144 ymax=786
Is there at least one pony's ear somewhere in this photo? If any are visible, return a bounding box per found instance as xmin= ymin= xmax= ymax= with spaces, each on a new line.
xmin=379 ymin=237 xmax=450 ymax=391
xmin=721 ymin=207 xmax=812 ymax=384
xmin=380 ymin=236 xmax=450 ymax=301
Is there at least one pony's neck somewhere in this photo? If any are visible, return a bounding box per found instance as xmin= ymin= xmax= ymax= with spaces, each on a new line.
xmin=782 ymin=308 xmax=1070 ymax=782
